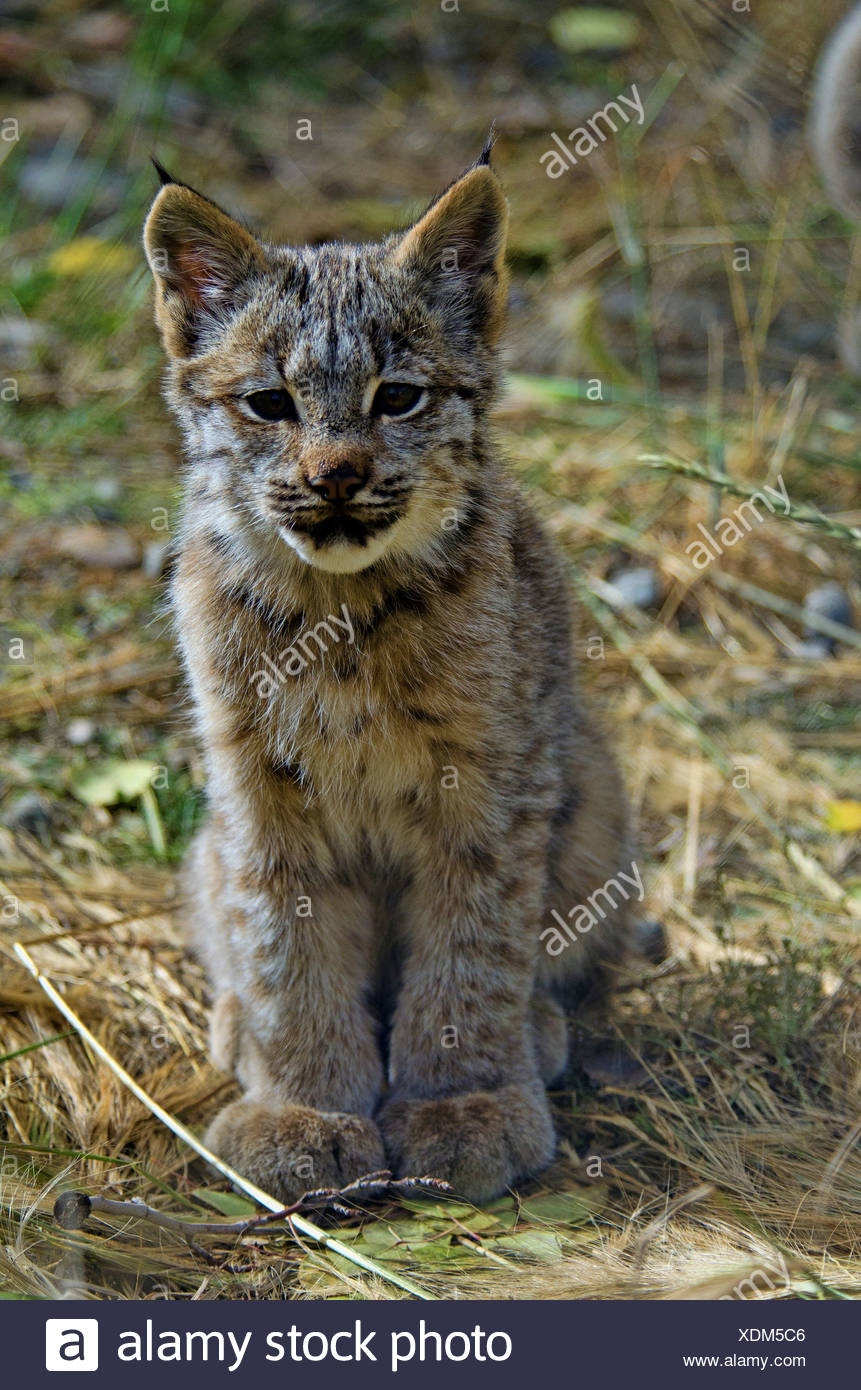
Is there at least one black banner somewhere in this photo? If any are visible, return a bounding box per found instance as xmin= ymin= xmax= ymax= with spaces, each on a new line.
xmin=2 ymin=1297 xmax=848 ymax=1387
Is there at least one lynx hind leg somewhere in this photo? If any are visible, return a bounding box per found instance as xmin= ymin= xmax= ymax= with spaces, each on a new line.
xmin=541 ymin=721 xmax=639 ymax=997
xmin=209 ymin=990 xmax=242 ymax=1073
xmin=531 ymin=990 xmax=569 ymax=1083
xmin=182 ymin=824 xmax=245 ymax=1074
xmin=182 ymin=820 xmax=233 ymax=988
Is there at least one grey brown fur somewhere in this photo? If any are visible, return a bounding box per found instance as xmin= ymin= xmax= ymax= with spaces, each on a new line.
xmin=143 ymin=151 xmax=635 ymax=1202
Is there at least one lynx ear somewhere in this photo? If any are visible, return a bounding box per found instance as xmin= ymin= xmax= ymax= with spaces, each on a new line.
xmin=392 ymin=163 xmax=509 ymax=344
xmin=143 ymin=182 xmax=267 ymax=357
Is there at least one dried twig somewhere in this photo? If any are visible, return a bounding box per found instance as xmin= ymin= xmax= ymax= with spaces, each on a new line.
xmin=12 ymin=942 xmax=435 ymax=1300
xmin=53 ymin=1171 xmax=453 ymax=1242
xmin=0 ymin=646 xmax=177 ymax=722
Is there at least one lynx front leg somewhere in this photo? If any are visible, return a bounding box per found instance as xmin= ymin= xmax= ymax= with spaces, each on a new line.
xmin=378 ymin=846 xmax=555 ymax=1202
xmin=201 ymin=869 xmax=385 ymax=1201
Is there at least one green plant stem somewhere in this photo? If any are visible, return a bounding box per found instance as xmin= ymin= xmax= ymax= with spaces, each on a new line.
xmin=641 ymin=454 xmax=861 ymax=549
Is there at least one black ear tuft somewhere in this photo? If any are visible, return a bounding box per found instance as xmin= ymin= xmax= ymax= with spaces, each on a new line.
xmin=476 ymin=124 xmax=497 ymax=168
xmin=151 ymin=156 xmax=178 ymax=188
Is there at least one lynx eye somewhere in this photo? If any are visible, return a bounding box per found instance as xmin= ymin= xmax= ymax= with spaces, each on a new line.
xmin=244 ymin=388 xmax=297 ymax=422
xmin=371 ymin=382 xmax=425 ymax=418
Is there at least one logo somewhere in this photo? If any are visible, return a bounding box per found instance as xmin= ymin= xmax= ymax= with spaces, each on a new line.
xmin=45 ymin=1319 xmax=99 ymax=1372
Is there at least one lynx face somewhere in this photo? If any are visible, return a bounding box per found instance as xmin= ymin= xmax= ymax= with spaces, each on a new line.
xmin=143 ymin=161 xmax=509 ymax=574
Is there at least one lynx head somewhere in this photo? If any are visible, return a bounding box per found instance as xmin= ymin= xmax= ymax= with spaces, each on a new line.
xmin=143 ymin=148 xmax=508 ymax=575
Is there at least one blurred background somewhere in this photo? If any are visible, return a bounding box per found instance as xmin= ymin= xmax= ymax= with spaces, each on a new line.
xmin=1 ymin=0 xmax=860 ymax=1301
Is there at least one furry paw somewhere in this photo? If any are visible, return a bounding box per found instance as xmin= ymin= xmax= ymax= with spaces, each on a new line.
xmin=379 ymin=1082 xmax=556 ymax=1203
xmin=204 ymin=1099 xmax=385 ymax=1202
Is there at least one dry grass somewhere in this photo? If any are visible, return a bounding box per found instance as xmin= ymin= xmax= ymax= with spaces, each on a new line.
xmin=1 ymin=0 xmax=860 ymax=1299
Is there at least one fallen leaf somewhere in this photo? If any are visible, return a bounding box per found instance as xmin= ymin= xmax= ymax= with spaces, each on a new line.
xmin=549 ymin=8 xmax=640 ymax=54
xmin=48 ymin=237 xmax=137 ymax=276
xmin=71 ymin=758 xmax=157 ymax=807
xmin=518 ymin=1189 xmax=605 ymax=1225
xmin=825 ymin=800 xmax=861 ymax=832
xmin=492 ymin=1229 xmax=563 ymax=1262
xmin=191 ymin=1188 xmax=257 ymax=1218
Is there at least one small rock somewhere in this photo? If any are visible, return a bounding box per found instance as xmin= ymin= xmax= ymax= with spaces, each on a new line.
xmin=68 ymin=10 xmax=133 ymax=52
xmin=581 ymin=1048 xmax=649 ymax=1089
xmin=56 ymin=524 xmax=140 ymax=570
xmin=15 ymin=93 xmax=92 ymax=141
xmin=796 ymin=638 xmax=832 ymax=661
xmin=65 ymin=717 xmax=95 ymax=746
xmin=90 ymin=502 xmax=122 ymax=524
xmin=604 ymin=565 xmax=660 ymax=610
xmin=53 ymin=1190 xmax=92 ymax=1230
xmin=633 ymin=918 xmax=666 ymax=962
xmin=0 ymin=313 xmax=54 ymax=367
xmin=91 ymin=477 xmax=122 ymax=504
xmin=4 ymin=792 xmax=54 ymax=842
xmin=803 ymin=583 xmax=853 ymax=654
xmin=496 ymin=91 xmax=554 ymax=134
xmin=20 ymin=154 xmax=128 ymax=214
xmin=142 ymin=538 xmax=172 ymax=580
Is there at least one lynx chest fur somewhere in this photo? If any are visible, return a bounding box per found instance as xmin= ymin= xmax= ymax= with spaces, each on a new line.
xmin=145 ymin=145 xmax=635 ymax=1203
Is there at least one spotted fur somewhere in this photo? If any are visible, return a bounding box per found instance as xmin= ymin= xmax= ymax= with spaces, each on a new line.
xmin=143 ymin=152 xmax=636 ymax=1202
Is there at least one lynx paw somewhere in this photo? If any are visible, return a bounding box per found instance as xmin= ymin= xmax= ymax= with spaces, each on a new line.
xmin=204 ymin=1099 xmax=385 ymax=1202
xmin=379 ymin=1082 xmax=556 ymax=1203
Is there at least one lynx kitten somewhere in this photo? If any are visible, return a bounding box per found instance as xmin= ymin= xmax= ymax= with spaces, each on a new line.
xmin=143 ymin=144 xmax=636 ymax=1202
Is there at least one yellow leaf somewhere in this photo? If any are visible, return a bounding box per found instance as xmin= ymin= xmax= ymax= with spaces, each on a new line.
xmin=550 ymin=8 xmax=641 ymax=54
xmin=71 ymin=758 xmax=157 ymax=806
xmin=47 ymin=237 xmax=137 ymax=277
xmin=825 ymin=800 xmax=861 ymax=832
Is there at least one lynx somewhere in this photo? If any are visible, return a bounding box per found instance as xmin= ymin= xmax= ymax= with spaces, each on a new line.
xmin=143 ymin=143 xmax=636 ymax=1203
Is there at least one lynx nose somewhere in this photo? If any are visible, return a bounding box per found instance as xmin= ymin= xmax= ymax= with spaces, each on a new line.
xmin=307 ymin=461 xmax=368 ymax=503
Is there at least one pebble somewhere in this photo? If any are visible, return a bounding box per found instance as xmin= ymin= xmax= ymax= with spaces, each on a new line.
xmin=581 ymin=1048 xmax=649 ymax=1088
xmin=91 ymin=477 xmax=122 ymax=503
xmin=68 ymin=10 xmax=133 ymax=51
xmin=0 ymin=314 xmax=54 ymax=366
xmin=803 ymin=583 xmax=853 ymax=654
xmin=56 ymin=524 xmax=140 ymax=569
xmin=65 ymin=717 xmax=95 ymax=746
xmin=634 ymin=918 xmax=666 ymax=962
xmin=142 ymin=538 xmax=173 ymax=579
xmin=796 ymin=638 xmax=833 ymax=661
xmin=4 ymin=793 xmax=54 ymax=842
xmin=19 ymin=155 xmax=126 ymax=214
xmin=604 ymin=565 xmax=660 ymax=610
